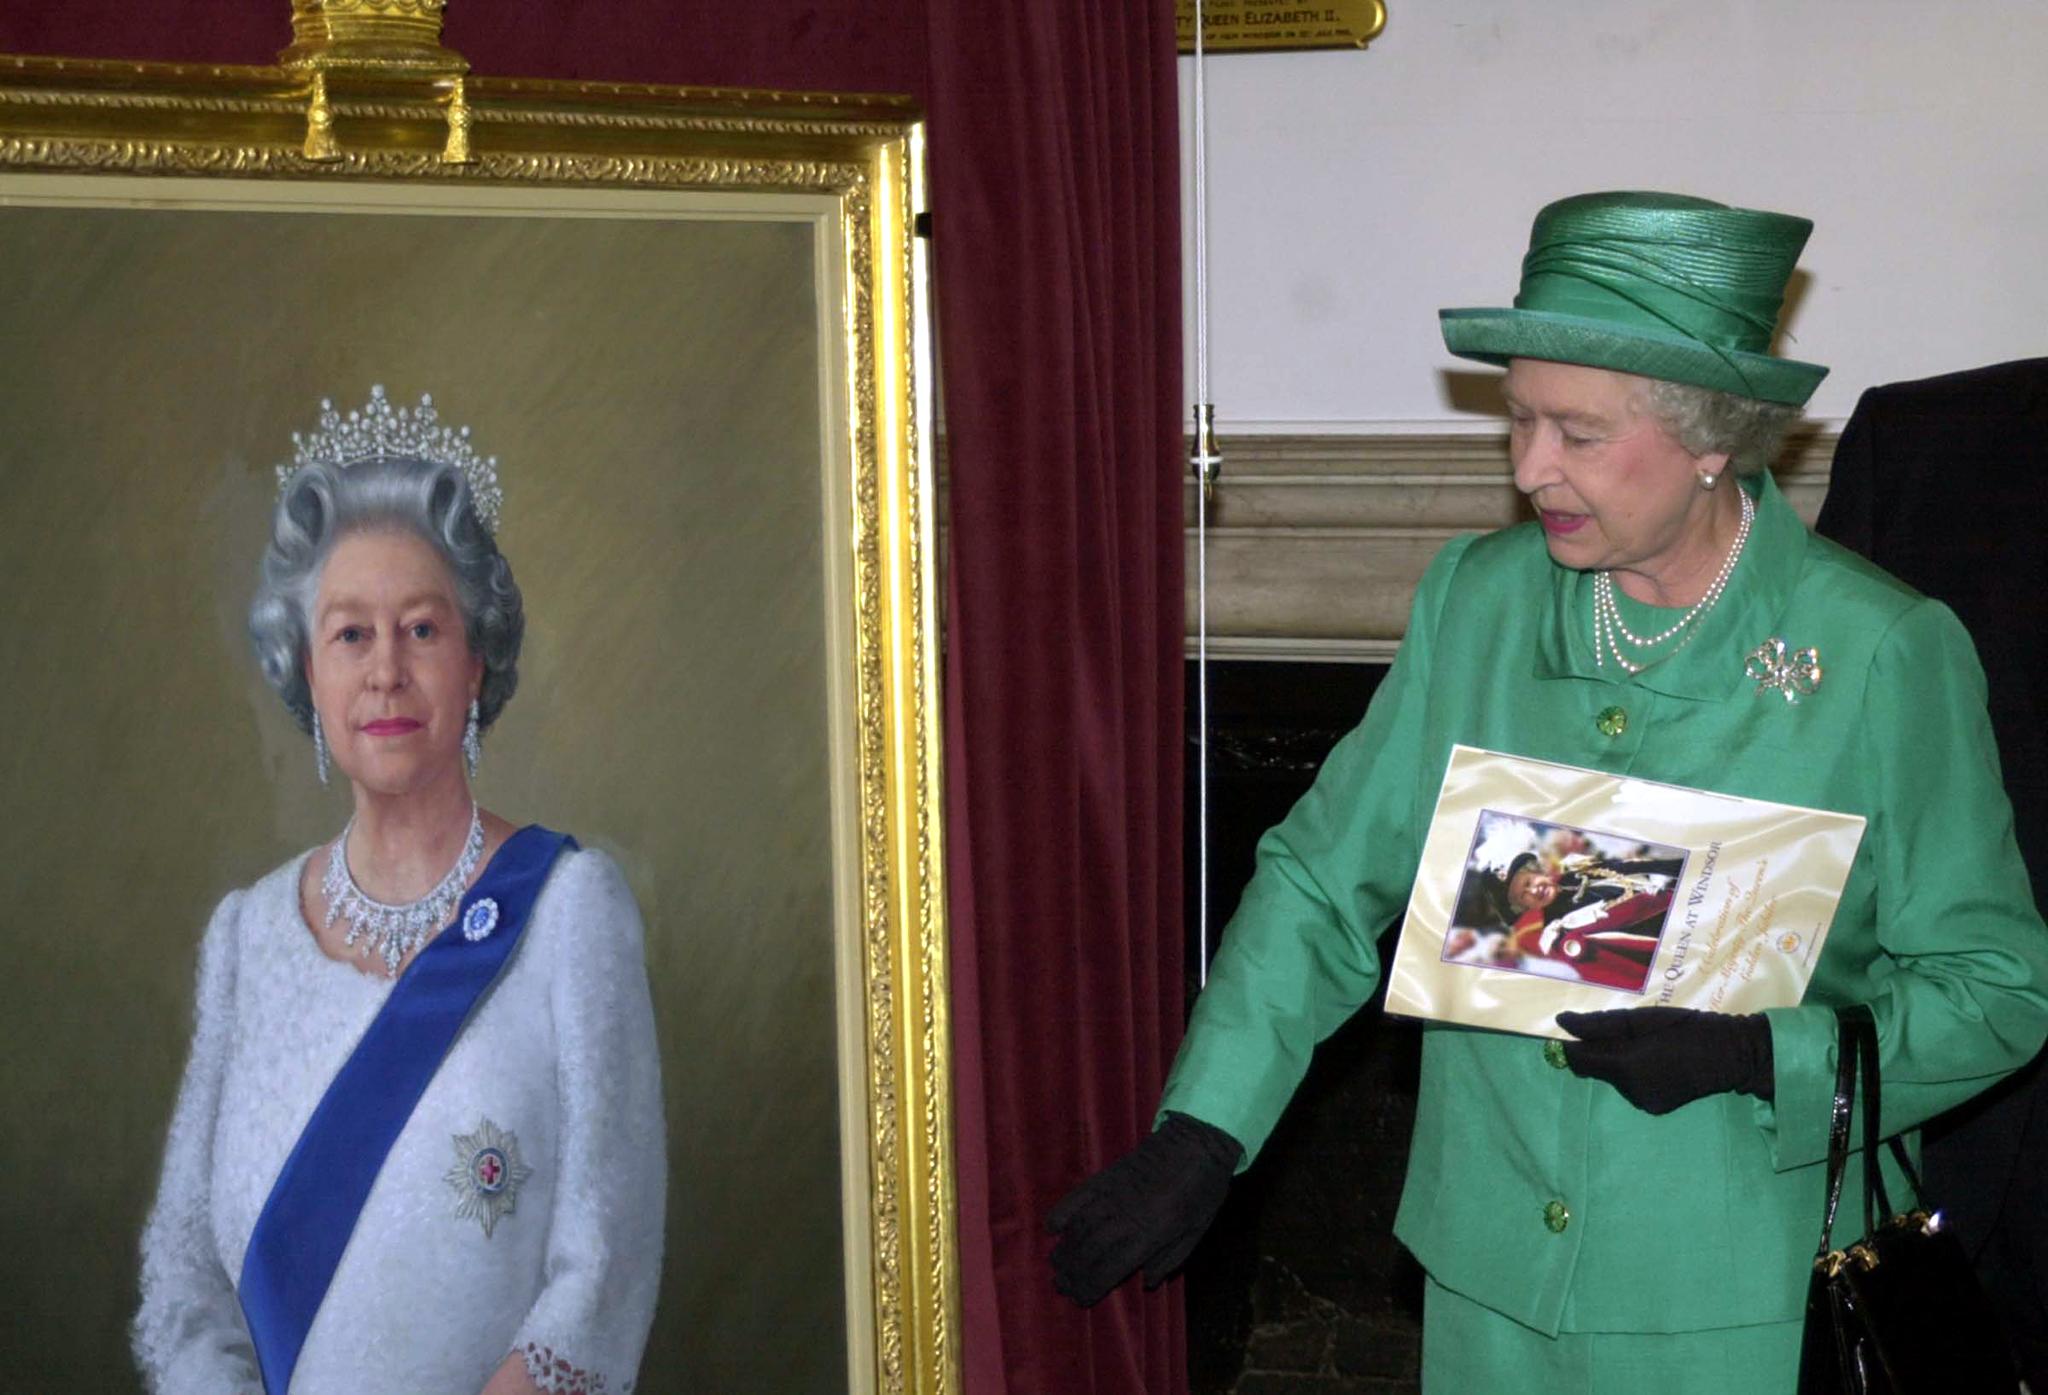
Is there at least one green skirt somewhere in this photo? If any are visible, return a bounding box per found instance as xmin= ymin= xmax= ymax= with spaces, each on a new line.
xmin=1423 ymin=1277 xmax=1805 ymax=1394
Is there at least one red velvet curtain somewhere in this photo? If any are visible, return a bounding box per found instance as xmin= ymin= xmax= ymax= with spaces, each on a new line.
xmin=928 ymin=3 xmax=1186 ymax=1391
xmin=0 ymin=6 xmax=1186 ymax=1391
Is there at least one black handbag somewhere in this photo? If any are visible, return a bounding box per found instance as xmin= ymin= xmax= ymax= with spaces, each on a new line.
xmin=1797 ymin=1003 xmax=2017 ymax=1393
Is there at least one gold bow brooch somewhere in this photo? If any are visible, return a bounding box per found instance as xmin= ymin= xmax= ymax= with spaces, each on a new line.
xmin=1746 ymin=637 xmax=1822 ymax=703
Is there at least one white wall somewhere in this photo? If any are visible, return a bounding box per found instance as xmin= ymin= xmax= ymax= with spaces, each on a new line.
xmin=1181 ymin=1 xmax=2048 ymax=430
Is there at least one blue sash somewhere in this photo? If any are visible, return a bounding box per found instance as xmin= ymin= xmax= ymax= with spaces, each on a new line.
xmin=239 ymin=825 xmax=574 ymax=1395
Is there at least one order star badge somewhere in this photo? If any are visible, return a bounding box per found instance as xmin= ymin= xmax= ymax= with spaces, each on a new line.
xmin=444 ymin=1117 xmax=533 ymax=1238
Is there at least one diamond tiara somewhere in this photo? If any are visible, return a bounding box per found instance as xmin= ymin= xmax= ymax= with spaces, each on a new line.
xmin=275 ymin=385 xmax=504 ymax=534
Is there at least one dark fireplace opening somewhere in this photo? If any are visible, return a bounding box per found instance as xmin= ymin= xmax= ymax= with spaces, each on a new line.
xmin=1182 ymin=659 xmax=1425 ymax=1395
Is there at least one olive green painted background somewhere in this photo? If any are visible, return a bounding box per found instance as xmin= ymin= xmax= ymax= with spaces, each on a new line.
xmin=0 ymin=196 xmax=848 ymax=1390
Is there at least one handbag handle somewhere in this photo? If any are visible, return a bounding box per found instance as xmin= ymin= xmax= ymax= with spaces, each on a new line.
xmin=1847 ymin=1004 xmax=1892 ymax=1238
xmin=1846 ymin=1002 xmax=1933 ymax=1227
xmin=1818 ymin=1002 xmax=1929 ymax=1261
xmin=1813 ymin=1006 xmax=1862 ymax=1262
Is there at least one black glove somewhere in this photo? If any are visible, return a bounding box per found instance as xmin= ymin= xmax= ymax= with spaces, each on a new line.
xmin=1047 ymin=1112 xmax=1242 ymax=1307
xmin=1555 ymin=1007 xmax=1775 ymax=1115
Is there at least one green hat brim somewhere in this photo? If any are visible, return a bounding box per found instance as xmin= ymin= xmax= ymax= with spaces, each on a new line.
xmin=1439 ymin=306 xmax=1826 ymax=407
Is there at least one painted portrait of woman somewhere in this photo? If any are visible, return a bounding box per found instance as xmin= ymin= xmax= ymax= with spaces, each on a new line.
xmin=132 ymin=388 xmax=666 ymax=1394
xmin=1 ymin=185 xmax=867 ymax=1392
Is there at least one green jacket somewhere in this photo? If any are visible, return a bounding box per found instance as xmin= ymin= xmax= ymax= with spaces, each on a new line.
xmin=1161 ymin=473 xmax=2048 ymax=1335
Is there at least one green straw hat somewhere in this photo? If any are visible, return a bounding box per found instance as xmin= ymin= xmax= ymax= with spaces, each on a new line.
xmin=1439 ymin=191 xmax=1827 ymax=406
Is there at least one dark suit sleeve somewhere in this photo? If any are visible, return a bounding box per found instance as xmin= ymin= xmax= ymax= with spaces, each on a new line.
xmin=1814 ymin=387 xmax=1880 ymax=557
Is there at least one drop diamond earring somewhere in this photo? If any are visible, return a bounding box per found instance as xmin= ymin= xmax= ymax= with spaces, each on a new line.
xmin=313 ymin=711 xmax=331 ymax=787
xmin=464 ymin=698 xmax=482 ymax=780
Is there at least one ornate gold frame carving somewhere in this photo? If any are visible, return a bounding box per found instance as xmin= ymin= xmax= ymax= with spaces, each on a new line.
xmin=0 ymin=50 xmax=954 ymax=1395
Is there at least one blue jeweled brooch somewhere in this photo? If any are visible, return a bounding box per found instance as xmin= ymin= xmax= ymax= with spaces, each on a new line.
xmin=461 ymin=897 xmax=499 ymax=942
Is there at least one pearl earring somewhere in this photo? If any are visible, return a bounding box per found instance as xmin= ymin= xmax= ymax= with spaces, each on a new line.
xmin=1698 ymin=470 xmax=1720 ymax=490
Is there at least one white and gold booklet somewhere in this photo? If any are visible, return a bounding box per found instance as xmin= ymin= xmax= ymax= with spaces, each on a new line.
xmin=1385 ymin=746 xmax=1866 ymax=1039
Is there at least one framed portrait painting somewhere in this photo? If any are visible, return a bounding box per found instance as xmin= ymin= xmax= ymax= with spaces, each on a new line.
xmin=0 ymin=31 xmax=953 ymax=1395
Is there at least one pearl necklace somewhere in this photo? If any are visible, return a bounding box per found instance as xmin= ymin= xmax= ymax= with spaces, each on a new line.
xmin=1592 ymin=486 xmax=1755 ymax=674
xmin=322 ymin=802 xmax=485 ymax=973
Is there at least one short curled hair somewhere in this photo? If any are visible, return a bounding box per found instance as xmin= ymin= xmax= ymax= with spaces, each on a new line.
xmin=249 ymin=457 xmax=523 ymax=735
xmin=1638 ymin=378 xmax=1801 ymax=477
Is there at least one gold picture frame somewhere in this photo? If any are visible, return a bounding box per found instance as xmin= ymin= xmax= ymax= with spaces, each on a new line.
xmin=0 ymin=38 xmax=953 ymax=1395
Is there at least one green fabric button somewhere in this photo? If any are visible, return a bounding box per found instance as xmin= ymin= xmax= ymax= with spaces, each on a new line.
xmin=1544 ymin=1199 xmax=1571 ymax=1233
xmin=1543 ymin=1039 xmax=1570 ymax=1070
xmin=1596 ymin=705 xmax=1628 ymax=738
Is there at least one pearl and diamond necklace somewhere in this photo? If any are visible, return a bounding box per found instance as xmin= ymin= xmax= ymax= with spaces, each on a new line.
xmin=1592 ymin=485 xmax=1755 ymax=674
xmin=322 ymin=801 xmax=485 ymax=973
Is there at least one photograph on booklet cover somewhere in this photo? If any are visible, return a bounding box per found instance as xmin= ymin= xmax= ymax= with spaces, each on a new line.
xmin=1443 ymin=813 xmax=1688 ymax=995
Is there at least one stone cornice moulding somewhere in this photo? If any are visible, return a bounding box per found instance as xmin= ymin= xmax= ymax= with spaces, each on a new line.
xmin=1182 ymin=427 xmax=1839 ymax=663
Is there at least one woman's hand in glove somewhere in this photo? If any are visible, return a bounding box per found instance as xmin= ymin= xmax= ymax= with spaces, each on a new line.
xmin=1555 ymin=1007 xmax=1774 ymax=1115
xmin=1046 ymin=1112 xmax=1243 ymax=1307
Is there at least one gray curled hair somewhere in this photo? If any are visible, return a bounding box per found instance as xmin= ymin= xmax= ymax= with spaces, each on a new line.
xmin=1638 ymin=379 xmax=1801 ymax=478
xmin=249 ymin=457 xmax=523 ymax=735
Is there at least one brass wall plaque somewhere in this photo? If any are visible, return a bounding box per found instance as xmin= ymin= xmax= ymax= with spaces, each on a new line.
xmin=1176 ymin=0 xmax=1386 ymax=53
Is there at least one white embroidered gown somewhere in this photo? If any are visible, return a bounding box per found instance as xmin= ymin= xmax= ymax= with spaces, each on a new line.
xmin=133 ymin=844 xmax=666 ymax=1395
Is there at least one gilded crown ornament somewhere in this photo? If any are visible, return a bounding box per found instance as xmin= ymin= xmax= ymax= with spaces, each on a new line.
xmin=277 ymin=0 xmax=473 ymax=164
xmin=278 ymin=385 xmax=504 ymax=533
xmin=280 ymin=0 xmax=464 ymax=75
